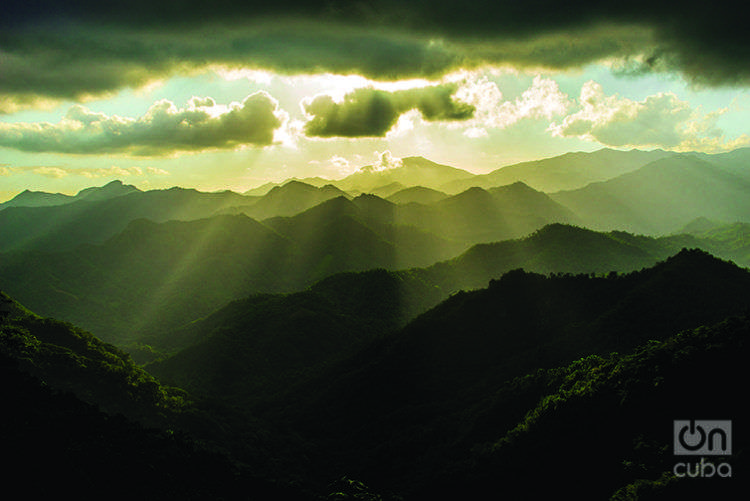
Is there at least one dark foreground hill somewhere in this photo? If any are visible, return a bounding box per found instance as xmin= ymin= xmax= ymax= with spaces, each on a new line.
xmin=145 ymin=269 xmax=443 ymax=402
xmin=2 ymin=249 xmax=747 ymax=500
xmin=0 ymin=292 xmax=314 ymax=499
xmin=245 ymin=249 xmax=750 ymax=498
xmin=414 ymin=314 xmax=748 ymax=500
xmin=143 ymin=227 xmax=717 ymax=397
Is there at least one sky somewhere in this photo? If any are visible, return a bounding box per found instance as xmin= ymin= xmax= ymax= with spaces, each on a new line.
xmin=1 ymin=0 xmax=748 ymax=201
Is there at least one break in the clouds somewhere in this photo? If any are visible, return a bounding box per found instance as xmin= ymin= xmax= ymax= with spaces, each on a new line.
xmin=549 ymin=81 xmax=750 ymax=152
xmin=302 ymin=84 xmax=474 ymax=137
xmin=1 ymin=1 xmax=746 ymax=111
xmin=0 ymin=93 xmax=285 ymax=155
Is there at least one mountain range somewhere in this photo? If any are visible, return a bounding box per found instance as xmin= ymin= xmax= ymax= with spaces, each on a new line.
xmin=5 ymin=248 xmax=745 ymax=499
xmin=0 ymin=179 xmax=140 ymax=209
xmin=551 ymin=153 xmax=750 ymax=233
xmin=4 ymin=147 xmax=749 ymax=256
xmin=440 ymin=147 xmax=674 ymax=193
xmin=1 ymin=146 xmax=749 ymax=499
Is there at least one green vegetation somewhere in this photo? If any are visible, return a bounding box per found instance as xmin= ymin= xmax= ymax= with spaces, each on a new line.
xmin=0 ymin=296 xmax=185 ymax=424
xmin=145 ymin=268 xmax=442 ymax=405
xmin=131 ymin=249 xmax=748 ymax=499
xmin=449 ymin=314 xmax=749 ymax=500
xmin=1 ymin=148 xmax=749 ymax=499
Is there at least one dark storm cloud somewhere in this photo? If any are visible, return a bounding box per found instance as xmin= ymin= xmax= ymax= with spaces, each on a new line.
xmin=303 ymin=84 xmax=474 ymax=137
xmin=0 ymin=1 xmax=746 ymax=110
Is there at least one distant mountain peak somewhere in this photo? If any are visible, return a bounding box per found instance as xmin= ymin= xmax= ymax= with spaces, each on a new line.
xmin=491 ymin=180 xmax=538 ymax=193
xmin=267 ymin=180 xmax=317 ymax=195
xmin=453 ymin=186 xmax=492 ymax=198
xmin=75 ymin=179 xmax=140 ymax=202
xmin=1 ymin=189 xmax=74 ymax=209
xmin=352 ymin=192 xmax=394 ymax=209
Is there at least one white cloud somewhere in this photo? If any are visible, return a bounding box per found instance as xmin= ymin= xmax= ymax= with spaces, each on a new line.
xmin=455 ymin=74 xmax=571 ymax=134
xmin=464 ymin=127 xmax=489 ymax=138
xmin=79 ymin=166 xmax=145 ymax=178
xmin=361 ymin=150 xmax=404 ymax=172
xmin=33 ymin=166 xmax=68 ymax=178
xmin=549 ymin=81 xmax=750 ymax=152
xmin=0 ymin=164 xmax=171 ymax=180
xmin=386 ymin=109 xmax=420 ymax=138
xmin=329 ymin=155 xmax=352 ymax=176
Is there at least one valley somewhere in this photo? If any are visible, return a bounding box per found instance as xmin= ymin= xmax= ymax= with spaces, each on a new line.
xmin=1 ymin=147 xmax=748 ymax=499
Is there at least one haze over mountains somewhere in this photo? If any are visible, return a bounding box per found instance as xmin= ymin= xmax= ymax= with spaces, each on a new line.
xmin=4 ymin=147 xmax=748 ymax=253
xmin=2 ymin=147 xmax=749 ymax=345
xmin=2 ymin=146 xmax=748 ymax=499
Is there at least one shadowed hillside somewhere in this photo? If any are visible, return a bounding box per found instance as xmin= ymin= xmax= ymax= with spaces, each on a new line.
xmin=250 ymin=250 xmax=750 ymax=497
xmin=0 ymin=292 xmax=316 ymax=499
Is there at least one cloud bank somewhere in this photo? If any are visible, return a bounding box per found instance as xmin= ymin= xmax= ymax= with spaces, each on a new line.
xmin=303 ymin=84 xmax=474 ymax=137
xmin=1 ymin=1 xmax=746 ymax=111
xmin=550 ymin=81 xmax=750 ymax=152
xmin=0 ymin=93 xmax=285 ymax=155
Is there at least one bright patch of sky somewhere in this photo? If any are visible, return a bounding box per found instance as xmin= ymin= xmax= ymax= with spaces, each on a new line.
xmin=1 ymin=63 xmax=748 ymax=200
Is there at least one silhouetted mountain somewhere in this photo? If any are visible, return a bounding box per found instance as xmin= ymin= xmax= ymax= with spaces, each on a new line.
xmin=551 ymin=154 xmax=750 ymax=234
xmin=421 ymin=223 xmax=702 ymax=291
xmin=397 ymin=182 xmax=579 ymax=245
xmin=146 ymin=269 xmax=442 ymax=404
xmin=258 ymin=250 xmax=750 ymax=497
xmin=0 ymin=214 xmax=294 ymax=343
xmin=4 ymin=204 xmax=745 ymax=350
xmin=441 ymin=148 xmax=673 ymax=193
xmin=73 ymin=179 xmax=141 ymax=201
xmin=6 ymin=247 xmax=748 ymax=500
xmin=417 ymin=314 xmax=748 ymax=500
xmin=386 ymin=186 xmax=448 ymax=205
xmin=0 ymin=294 xmax=315 ymax=500
xmin=243 ymin=176 xmax=335 ymax=196
xmin=0 ymin=179 xmax=140 ymax=210
xmin=0 ymin=201 xmax=462 ymax=344
xmin=265 ymin=195 xmax=463 ymax=282
xmin=0 ymin=186 xmax=249 ymax=252
xmin=334 ymin=156 xmax=475 ymax=193
xmin=0 ymin=189 xmax=75 ymax=209
xmin=225 ymin=180 xmax=351 ymax=219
